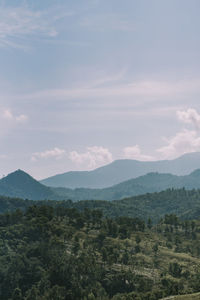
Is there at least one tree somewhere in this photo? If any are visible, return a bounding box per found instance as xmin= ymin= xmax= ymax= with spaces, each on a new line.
xmin=147 ymin=218 xmax=152 ymax=229
xmin=135 ymin=235 xmax=141 ymax=244
xmin=152 ymin=243 xmax=158 ymax=255
xmin=12 ymin=288 xmax=22 ymax=300
xmin=169 ymin=262 xmax=182 ymax=278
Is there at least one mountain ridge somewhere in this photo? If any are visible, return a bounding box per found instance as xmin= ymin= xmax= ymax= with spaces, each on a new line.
xmin=3 ymin=165 xmax=200 ymax=201
xmin=40 ymin=152 xmax=200 ymax=188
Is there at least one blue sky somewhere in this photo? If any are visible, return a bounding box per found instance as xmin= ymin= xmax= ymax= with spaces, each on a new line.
xmin=1 ymin=0 xmax=200 ymax=179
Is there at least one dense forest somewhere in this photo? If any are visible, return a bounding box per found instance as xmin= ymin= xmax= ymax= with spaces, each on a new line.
xmin=2 ymin=188 xmax=200 ymax=223
xmin=2 ymin=202 xmax=200 ymax=299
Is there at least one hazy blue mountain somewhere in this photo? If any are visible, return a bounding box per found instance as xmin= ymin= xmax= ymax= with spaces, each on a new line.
xmin=2 ymin=166 xmax=200 ymax=201
xmin=52 ymin=170 xmax=200 ymax=201
xmin=40 ymin=152 xmax=200 ymax=188
xmin=0 ymin=170 xmax=59 ymax=200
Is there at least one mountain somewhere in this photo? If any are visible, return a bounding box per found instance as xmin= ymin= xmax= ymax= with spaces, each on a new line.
xmin=40 ymin=152 xmax=200 ymax=188
xmin=72 ymin=188 xmax=200 ymax=222
xmin=2 ymin=167 xmax=200 ymax=201
xmin=0 ymin=169 xmax=59 ymax=200
xmin=52 ymin=170 xmax=200 ymax=201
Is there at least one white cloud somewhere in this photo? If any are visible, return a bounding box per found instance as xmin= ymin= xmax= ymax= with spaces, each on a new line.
xmin=3 ymin=109 xmax=13 ymax=120
xmin=2 ymin=109 xmax=28 ymax=123
xmin=69 ymin=146 xmax=113 ymax=169
xmin=16 ymin=114 xmax=28 ymax=123
xmin=123 ymin=145 xmax=154 ymax=161
xmin=32 ymin=147 xmax=66 ymax=161
xmin=157 ymin=129 xmax=200 ymax=159
xmin=177 ymin=108 xmax=200 ymax=130
xmin=0 ymin=5 xmax=59 ymax=49
xmin=156 ymin=108 xmax=200 ymax=159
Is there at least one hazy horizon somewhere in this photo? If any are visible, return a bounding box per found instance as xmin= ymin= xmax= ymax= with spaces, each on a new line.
xmin=2 ymin=151 xmax=200 ymax=181
xmin=1 ymin=0 xmax=200 ymax=179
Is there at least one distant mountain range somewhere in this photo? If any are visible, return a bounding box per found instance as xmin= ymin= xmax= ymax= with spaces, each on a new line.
xmin=40 ymin=152 xmax=200 ymax=188
xmin=2 ymin=165 xmax=200 ymax=201
xmin=53 ymin=169 xmax=200 ymax=201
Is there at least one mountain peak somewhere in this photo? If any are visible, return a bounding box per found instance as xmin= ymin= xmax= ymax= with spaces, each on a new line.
xmin=4 ymin=169 xmax=34 ymax=181
xmin=0 ymin=170 xmax=58 ymax=200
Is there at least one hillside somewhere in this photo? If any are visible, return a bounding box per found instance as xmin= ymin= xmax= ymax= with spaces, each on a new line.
xmin=3 ymin=168 xmax=200 ymax=202
xmin=2 ymin=204 xmax=200 ymax=299
xmin=0 ymin=170 xmax=59 ymax=200
xmin=2 ymin=188 xmax=200 ymax=223
xmin=50 ymin=170 xmax=200 ymax=201
xmin=71 ymin=188 xmax=200 ymax=223
xmin=41 ymin=152 xmax=200 ymax=188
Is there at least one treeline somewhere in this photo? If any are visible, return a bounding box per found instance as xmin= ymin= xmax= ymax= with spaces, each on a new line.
xmin=2 ymin=188 xmax=200 ymax=222
xmin=1 ymin=205 xmax=200 ymax=299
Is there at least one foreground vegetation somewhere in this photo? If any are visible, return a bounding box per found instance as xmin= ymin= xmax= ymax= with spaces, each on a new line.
xmin=1 ymin=203 xmax=200 ymax=299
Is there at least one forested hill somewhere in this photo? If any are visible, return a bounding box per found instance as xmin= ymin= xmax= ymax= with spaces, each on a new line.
xmin=41 ymin=152 xmax=200 ymax=188
xmin=3 ymin=168 xmax=200 ymax=201
xmin=0 ymin=170 xmax=59 ymax=200
xmin=54 ymin=169 xmax=200 ymax=201
xmin=1 ymin=188 xmax=200 ymax=223
xmin=2 ymin=203 xmax=200 ymax=299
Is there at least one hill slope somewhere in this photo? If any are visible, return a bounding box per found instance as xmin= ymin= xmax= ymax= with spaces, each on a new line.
xmin=2 ymin=187 xmax=200 ymax=223
xmin=40 ymin=152 xmax=200 ymax=188
xmin=2 ymin=203 xmax=200 ymax=299
xmin=0 ymin=170 xmax=58 ymax=200
xmin=52 ymin=169 xmax=200 ymax=201
xmin=3 ymin=168 xmax=200 ymax=201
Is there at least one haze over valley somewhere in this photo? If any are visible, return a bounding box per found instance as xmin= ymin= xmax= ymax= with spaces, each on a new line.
xmin=2 ymin=152 xmax=200 ymax=201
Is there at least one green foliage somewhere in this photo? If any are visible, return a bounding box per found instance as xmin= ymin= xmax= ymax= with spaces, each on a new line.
xmin=169 ymin=262 xmax=182 ymax=278
xmin=4 ymin=188 xmax=200 ymax=224
xmin=0 ymin=204 xmax=200 ymax=299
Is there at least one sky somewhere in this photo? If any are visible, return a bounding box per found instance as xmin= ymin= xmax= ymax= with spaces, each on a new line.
xmin=1 ymin=0 xmax=200 ymax=179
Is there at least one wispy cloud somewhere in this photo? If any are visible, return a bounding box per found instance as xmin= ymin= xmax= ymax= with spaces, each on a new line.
xmin=0 ymin=107 xmax=28 ymax=139
xmin=0 ymin=5 xmax=59 ymax=49
xmin=31 ymin=147 xmax=66 ymax=162
xmin=22 ymin=78 xmax=200 ymax=103
xmin=2 ymin=108 xmax=28 ymax=123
